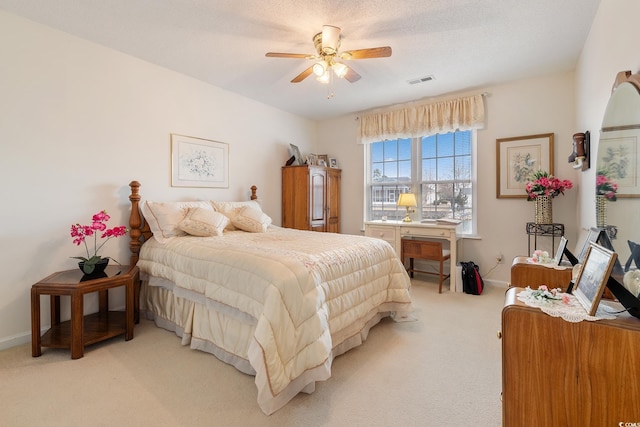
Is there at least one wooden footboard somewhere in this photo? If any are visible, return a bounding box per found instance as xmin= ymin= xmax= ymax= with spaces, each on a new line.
xmin=128 ymin=180 xmax=258 ymax=266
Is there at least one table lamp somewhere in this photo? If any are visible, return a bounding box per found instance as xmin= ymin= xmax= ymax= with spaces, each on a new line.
xmin=397 ymin=193 xmax=417 ymax=222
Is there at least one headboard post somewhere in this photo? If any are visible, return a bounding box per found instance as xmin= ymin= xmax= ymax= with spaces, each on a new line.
xmin=129 ymin=181 xmax=143 ymax=266
xmin=251 ymin=185 xmax=257 ymax=201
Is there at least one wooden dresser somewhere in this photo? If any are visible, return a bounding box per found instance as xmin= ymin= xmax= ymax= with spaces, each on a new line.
xmin=281 ymin=165 xmax=341 ymax=233
xmin=510 ymin=256 xmax=573 ymax=290
xmin=501 ymin=287 xmax=640 ymax=426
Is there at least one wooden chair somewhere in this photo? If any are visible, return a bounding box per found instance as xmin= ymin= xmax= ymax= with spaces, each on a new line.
xmin=401 ymin=238 xmax=451 ymax=293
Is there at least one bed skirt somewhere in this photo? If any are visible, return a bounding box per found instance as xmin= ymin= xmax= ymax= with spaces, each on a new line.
xmin=139 ymin=276 xmax=403 ymax=413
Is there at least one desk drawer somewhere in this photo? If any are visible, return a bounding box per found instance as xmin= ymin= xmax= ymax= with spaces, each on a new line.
xmin=365 ymin=226 xmax=396 ymax=243
xmin=400 ymin=227 xmax=451 ymax=238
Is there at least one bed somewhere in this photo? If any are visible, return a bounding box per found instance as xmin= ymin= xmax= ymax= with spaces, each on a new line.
xmin=127 ymin=180 xmax=413 ymax=414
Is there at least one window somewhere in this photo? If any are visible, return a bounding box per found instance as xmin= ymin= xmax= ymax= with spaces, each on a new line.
xmin=367 ymin=130 xmax=475 ymax=234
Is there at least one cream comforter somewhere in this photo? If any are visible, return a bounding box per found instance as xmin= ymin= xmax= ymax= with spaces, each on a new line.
xmin=137 ymin=226 xmax=412 ymax=414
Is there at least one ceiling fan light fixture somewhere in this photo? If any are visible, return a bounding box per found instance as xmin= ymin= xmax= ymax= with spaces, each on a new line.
xmin=316 ymin=72 xmax=330 ymax=84
xmin=321 ymin=25 xmax=341 ymax=55
xmin=332 ymin=61 xmax=348 ymax=78
xmin=312 ymin=61 xmax=327 ymax=77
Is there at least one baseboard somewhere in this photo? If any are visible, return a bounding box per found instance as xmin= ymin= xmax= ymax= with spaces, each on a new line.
xmin=0 ymin=331 xmax=31 ymax=351
xmin=0 ymin=303 xmax=128 ymax=352
xmin=483 ymin=278 xmax=509 ymax=289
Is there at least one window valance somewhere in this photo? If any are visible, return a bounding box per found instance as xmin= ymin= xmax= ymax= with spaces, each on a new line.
xmin=357 ymin=94 xmax=485 ymax=144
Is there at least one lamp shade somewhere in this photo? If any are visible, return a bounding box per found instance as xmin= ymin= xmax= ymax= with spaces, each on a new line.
xmin=332 ymin=61 xmax=348 ymax=78
xmin=321 ymin=25 xmax=341 ymax=54
xmin=397 ymin=193 xmax=417 ymax=207
xmin=312 ymin=61 xmax=327 ymax=77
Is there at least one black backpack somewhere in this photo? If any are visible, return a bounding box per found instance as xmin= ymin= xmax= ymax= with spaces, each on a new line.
xmin=460 ymin=261 xmax=484 ymax=295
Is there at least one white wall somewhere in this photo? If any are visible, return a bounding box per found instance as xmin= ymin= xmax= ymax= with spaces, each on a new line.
xmin=319 ymin=71 xmax=579 ymax=284
xmin=0 ymin=11 xmax=316 ymax=348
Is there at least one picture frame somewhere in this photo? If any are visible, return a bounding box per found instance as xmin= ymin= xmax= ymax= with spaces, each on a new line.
xmin=597 ymin=136 xmax=640 ymax=197
xmin=553 ymin=236 xmax=568 ymax=265
xmin=496 ymin=133 xmax=554 ymax=198
xmin=289 ymin=144 xmax=303 ymax=165
xmin=318 ymin=154 xmax=329 ymax=166
xmin=329 ymin=157 xmax=338 ymax=168
xmin=318 ymin=159 xmax=327 ymax=167
xmin=171 ymin=134 xmax=229 ymax=188
xmin=578 ymin=227 xmax=603 ymax=263
xmin=573 ymin=243 xmax=618 ymax=316
xmin=308 ymin=153 xmax=317 ymax=166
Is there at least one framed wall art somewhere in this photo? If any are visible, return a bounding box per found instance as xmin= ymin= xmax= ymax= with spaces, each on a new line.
xmin=598 ymin=135 xmax=640 ymax=197
xmin=573 ymin=242 xmax=618 ymax=316
xmin=171 ymin=134 xmax=229 ymax=188
xmin=496 ymin=133 xmax=554 ymax=198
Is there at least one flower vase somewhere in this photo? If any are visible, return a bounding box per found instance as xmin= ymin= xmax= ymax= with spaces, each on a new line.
xmin=596 ymin=195 xmax=607 ymax=228
xmin=534 ymin=195 xmax=553 ymax=224
xmin=78 ymin=258 xmax=109 ymax=276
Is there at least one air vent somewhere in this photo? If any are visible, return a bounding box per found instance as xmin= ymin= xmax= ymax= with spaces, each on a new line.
xmin=408 ymin=75 xmax=435 ymax=85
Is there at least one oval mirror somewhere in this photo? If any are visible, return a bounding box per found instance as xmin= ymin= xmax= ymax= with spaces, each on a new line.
xmin=598 ymin=70 xmax=640 ymax=271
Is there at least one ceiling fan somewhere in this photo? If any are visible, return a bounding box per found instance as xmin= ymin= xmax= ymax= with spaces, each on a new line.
xmin=265 ymin=25 xmax=392 ymax=84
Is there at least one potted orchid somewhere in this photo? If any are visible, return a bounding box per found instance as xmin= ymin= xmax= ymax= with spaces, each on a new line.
xmin=70 ymin=210 xmax=128 ymax=274
xmin=596 ymin=171 xmax=618 ymax=201
xmin=525 ymin=170 xmax=574 ymax=200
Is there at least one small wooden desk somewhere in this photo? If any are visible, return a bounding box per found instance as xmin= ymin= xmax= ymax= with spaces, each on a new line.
xmin=31 ymin=265 xmax=139 ymax=359
xmin=364 ymin=220 xmax=461 ymax=291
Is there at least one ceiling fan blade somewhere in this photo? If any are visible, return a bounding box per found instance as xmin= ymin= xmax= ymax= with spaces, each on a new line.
xmin=341 ymin=46 xmax=392 ymax=60
xmin=266 ymin=52 xmax=314 ymax=59
xmin=291 ymin=66 xmax=314 ymax=83
xmin=344 ymin=66 xmax=361 ymax=83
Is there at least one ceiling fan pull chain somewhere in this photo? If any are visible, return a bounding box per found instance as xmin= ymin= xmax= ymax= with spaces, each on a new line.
xmin=327 ymin=71 xmax=335 ymax=99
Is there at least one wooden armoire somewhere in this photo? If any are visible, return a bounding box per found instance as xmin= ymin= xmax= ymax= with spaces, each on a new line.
xmin=281 ymin=165 xmax=341 ymax=233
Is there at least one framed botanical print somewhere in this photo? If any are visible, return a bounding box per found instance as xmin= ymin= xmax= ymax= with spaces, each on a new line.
xmin=598 ymin=135 xmax=640 ymax=197
xmin=496 ymin=133 xmax=554 ymax=198
xmin=171 ymin=134 xmax=229 ymax=188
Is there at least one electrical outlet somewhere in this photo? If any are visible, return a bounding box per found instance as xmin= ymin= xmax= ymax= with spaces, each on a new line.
xmin=496 ymin=254 xmax=504 ymax=263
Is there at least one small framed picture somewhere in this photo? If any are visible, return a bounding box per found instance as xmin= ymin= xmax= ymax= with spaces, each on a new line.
xmin=553 ymin=236 xmax=568 ymax=265
xmin=573 ymin=242 xmax=618 ymax=316
xmin=318 ymin=159 xmax=327 ymax=167
xmin=308 ymin=153 xmax=317 ymax=165
xmin=318 ymin=154 xmax=329 ymax=166
xmin=289 ymin=144 xmax=303 ymax=165
xmin=329 ymin=157 xmax=338 ymax=168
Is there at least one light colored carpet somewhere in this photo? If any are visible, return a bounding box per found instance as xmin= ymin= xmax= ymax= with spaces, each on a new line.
xmin=0 ymin=279 xmax=505 ymax=426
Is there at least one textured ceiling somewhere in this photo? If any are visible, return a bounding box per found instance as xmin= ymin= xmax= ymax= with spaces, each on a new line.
xmin=0 ymin=0 xmax=601 ymax=120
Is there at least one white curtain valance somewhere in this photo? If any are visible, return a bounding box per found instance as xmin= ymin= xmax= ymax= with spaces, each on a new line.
xmin=357 ymin=94 xmax=486 ymax=144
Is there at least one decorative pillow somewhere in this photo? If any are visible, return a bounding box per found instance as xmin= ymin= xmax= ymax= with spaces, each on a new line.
xmin=211 ymin=200 xmax=263 ymax=230
xmin=178 ymin=208 xmax=229 ymax=237
xmin=141 ymin=200 xmax=213 ymax=243
xmin=231 ymin=206 xmax=272 ymax=233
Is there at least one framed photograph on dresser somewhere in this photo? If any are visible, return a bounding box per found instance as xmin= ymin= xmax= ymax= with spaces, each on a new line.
xmin=573 ymin=243 xmax=618 ymax=316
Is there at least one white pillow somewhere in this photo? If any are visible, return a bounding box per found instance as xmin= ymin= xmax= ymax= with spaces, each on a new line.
xmin=141 ymin=200 xmax=213 ymax=243
xmin=231 ymin=206 xmax=272 ymax=233
xmin=178 ymin=207 xmax=229 ymax=237
xmin=211 ymin=200 xmax=263 ymax=230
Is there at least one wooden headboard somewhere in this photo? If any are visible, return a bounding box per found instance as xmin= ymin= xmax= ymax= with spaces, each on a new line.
xmin=128 ymin=180 xmax=258 ymax=267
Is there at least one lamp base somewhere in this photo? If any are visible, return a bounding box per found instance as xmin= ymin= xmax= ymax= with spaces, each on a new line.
xmin=402 ymin=214 xmax=412 ymax=222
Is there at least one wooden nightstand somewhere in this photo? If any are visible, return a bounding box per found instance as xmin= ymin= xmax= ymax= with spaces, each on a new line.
xmin=31 ymin=265 xmax=139 ymax=359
